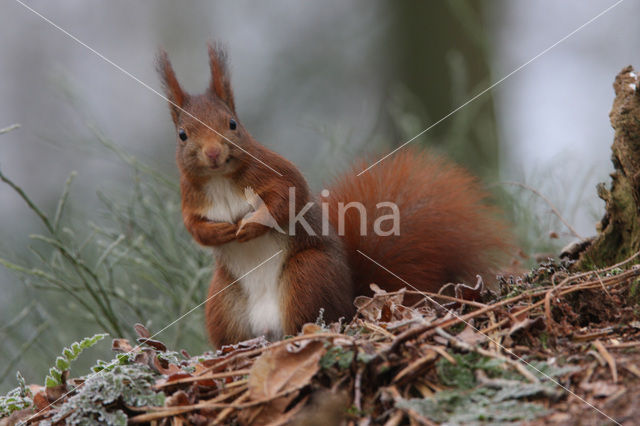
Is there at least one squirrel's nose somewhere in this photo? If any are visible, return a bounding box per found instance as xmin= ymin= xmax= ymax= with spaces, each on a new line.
xmin=205 ymin=147 xmax=220 ymax=163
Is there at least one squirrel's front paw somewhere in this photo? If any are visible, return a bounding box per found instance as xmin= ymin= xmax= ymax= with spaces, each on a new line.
xmin=190 ymin=220 xmax=237 ymax=246
xmin=235 ymin=220 xmax=270 ymax=242
xmin=216 ymin=222 xmax=239 ymax=242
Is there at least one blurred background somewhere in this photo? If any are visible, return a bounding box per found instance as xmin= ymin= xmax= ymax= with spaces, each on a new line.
xmin=1 ymin=0 xmax=639 ymax=391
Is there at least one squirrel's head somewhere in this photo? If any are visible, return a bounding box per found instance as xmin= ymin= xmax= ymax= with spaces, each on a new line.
xmin=157 ymin=43 xmax=248 ymax=178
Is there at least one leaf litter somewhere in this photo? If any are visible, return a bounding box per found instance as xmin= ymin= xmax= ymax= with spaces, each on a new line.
xmin=2 ymin=253 xmax=640 ymax=425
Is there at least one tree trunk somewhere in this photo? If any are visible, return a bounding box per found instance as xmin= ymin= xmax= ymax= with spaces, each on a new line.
xmin=576 ymin=66 xmax=640 ymax=268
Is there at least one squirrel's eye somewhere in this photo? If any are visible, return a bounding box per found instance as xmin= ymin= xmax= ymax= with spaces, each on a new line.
xmin=178 ymin=129 xmax=188 ymax=141
xmin=229 ymin=119 xmax=237 ymax=130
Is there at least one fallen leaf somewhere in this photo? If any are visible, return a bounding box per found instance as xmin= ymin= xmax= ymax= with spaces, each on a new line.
xmin=137 ymin=337 xmax=167 ymax=352
xmin=301 ymin=323 xmax=323 ymax=334
xmin=152 ymin=354 xmax=182 ymax=376
xmin=33 ymin=391 xmax=49 ymax=411
xmin=456 ymin=324 xmax=488 ymax=346
xmin=45 ymin=383 xmax=67 ymax=402
xmin=112 ymin=338 xmax=135 ymax=353
xmin=165 ymin=390 xmax=191 ymax=407
xmin=134 ymin=323 xmax=151 ymax=339
xmin=241 ymin=340 xmax=326 ymax=425
xmin=508 ymin=316 xmax=545 ymax=337
xmin=579 ymin=381 xmax=621 ymax=398
xmin=217 ymin=336 xmax=270 ymax=356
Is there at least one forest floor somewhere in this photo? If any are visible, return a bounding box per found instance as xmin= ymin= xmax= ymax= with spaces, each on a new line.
xmin=3 ymin=253 xmax=640 ymax=425
xmin=2 ymin=64 xmax=640 ymax=426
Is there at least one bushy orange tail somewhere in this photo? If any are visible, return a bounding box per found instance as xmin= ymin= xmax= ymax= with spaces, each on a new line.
xmin=326 ymin=149 xmax=511 ymax=296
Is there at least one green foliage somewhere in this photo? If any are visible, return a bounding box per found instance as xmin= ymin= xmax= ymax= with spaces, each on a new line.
xmin=437 ymin=351 xmax=580 ymax=389
xmin=355 ymin=352 xmax=377 ymax=364
xmin=156 ymin=351 xmax=184 ymax=367
xmin=629 ymin=278 xmax=640 ymax=305
xmin=320 ymin=346 xmax=354 ymax=370
xmin=397 ymin=389 xmax=549 ymax=424
xmin=0 ymin=372 xmax=32 ymax=417
xmin=0 ymin=123 xmax=214 ymax=363
xmin=420 ymin=351 xmax=580 ymax=424
xmin=523 ymin=360 xmax=581 ymax=380
xmin=50 ymin=364 xmax=165 ymax=425
xmin=91 ymin=353 xmax=132 ymax=374
xmin=45 ymin=333 xmax=107 ymax=388
xmin=436 ymin=352 xmax=504 ymax=388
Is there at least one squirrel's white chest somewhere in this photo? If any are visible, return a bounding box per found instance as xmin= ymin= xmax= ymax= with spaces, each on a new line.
xmin=203 ymin=178 xmax=287 ymax=340
xmin=202 ymin=178 xmax=252 ymax=223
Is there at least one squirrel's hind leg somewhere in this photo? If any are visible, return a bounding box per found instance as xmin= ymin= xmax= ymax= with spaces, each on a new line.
xmin=280 ymin=248 xmax=355 ymax=334
xmin=205 ymin=266 xmax=252 ymax=348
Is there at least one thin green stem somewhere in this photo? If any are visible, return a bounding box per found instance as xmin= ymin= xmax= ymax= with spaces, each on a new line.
xmin=0 ymin=322 xmax=49 ymax=383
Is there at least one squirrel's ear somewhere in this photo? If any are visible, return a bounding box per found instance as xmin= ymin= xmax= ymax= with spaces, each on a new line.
xmin=207 ymin=42 xmax=236 ymax=114
xmin=156 ymin=49 xmax=186 ymax=125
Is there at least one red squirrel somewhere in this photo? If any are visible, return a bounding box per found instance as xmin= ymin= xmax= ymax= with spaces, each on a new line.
xmin=157 ymin=44 xmax=510 ymax=347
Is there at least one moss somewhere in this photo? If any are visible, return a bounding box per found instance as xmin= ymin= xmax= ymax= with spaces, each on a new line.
xmin=576 ymin=67 xmax=640 ymax=275
xmin=50 ymin=364 xmax=164 ymax=425
xmin=630 ymin=278 xmax=640 ymax=305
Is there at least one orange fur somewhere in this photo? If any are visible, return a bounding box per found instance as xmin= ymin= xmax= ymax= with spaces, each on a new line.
xmin=158 ymin=44 xmax=511 ymax=348
xmin=327 ymin=149 xmax=510 ymax=297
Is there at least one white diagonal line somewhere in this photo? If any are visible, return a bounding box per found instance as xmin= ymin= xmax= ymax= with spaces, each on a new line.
xmin=25 ymin=249 xmax=283 ymax=423
xmin=13 ymin=0 xmax=283 ymax=177
xmin=140 ymin=249 xmax=283 ymax=342
xmin=358 ymin=0 xmax=625 ymax=176
xmin=357 ymin=250 xmax=620 ymax=425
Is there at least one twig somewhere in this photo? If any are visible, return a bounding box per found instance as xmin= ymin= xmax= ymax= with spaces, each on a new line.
xmin=128 ymin=386 xmax=246 ymax=423
xmin=476 ymin=255 xmax=640 ymax=336
xmin=424 ymin=345 xmax=456 ymax=364
xmin=0 ymin=123 xmax=20 ymax=134
xmin=197 ymin=333 xmax=354 ymax=376
xmin=392 ymin=350 xmax=438 ymax=384
xmin=384 ymin=410 xmax=404 ymax=426
xmin=502 ymin=180 xmax=583 ymax=240
xmin=155 ymin=369 xmax=251 ymax=388
xmin=0 ymin=321 xmax=48 ymax=382
xmin=213 ymin=390 xmax=249 ymax=424
xmin=593 ymin=270 xmax=613 ymax=299
xmin=544 ymin=262 xmax=640 ymax=332
xmin=0 ymin=169 xmax=54 ymax=233
xmin=53 ymin=172 xmax=76 ymax=232
xmin=361 ymin=321 xmax=395 ymax=339
xmin=593 ymin=340 xmax=618 ymax=383
xmin=354 ymin=365 xmax=364 ymax=412
xmin=605 ymin=341 xmax=640 ymax=349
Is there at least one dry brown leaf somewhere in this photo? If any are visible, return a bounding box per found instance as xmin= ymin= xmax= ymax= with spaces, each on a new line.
xmin=137 ymin=337 xmax=167 ymax=352
xmin=507 ymin=316 xmax=545 ymax=337
xmin=134 ymin=323 xmax=151 ymax=339
xmin=153 ymin=356 xmax=182 ymax=376
xmin=355 ymin=287 xmax=407 ymax=323
xmin=241 ymin=340 xmax=326 ymax=425
xmin=354 ymin=295 xmax=384 ymax=322
xmin=45 ymin=382 xmax=68 ymax=402
xmin=166 ymin=390 xmax=191 ymax=407
xmin=301 ymin=323 xmax=323 ymax=334
xmin=509 ymin=304 xmax=530 ymax=322
xmin=33 ymin=390 xmax=50 ymax=411
xmin=580 ymin=381 xmax=622 ymax=398
xmin=112 ymin=338 xmax=135 ymax=353
xmin=456 ymin=324 xmax=488 ymax=346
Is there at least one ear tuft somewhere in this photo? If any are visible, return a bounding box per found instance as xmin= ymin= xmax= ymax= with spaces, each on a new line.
xmin=156 ymin=49 xmax=185 ymax=124
xmin=207 ymin=42 xmax=236 ymax=114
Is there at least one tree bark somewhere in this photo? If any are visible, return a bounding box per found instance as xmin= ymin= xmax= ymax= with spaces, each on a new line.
xmin=576 ymin=66 xmax=640 ymax=268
